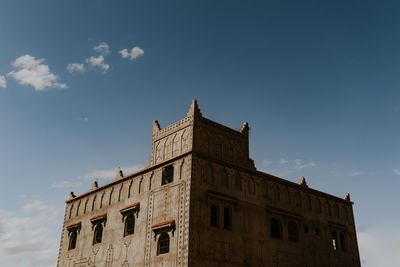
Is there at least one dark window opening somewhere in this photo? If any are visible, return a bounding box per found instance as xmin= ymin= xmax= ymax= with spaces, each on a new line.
xmin=93 ymin=224 xmax=103 ymax=245
xmin=270 ymin=218 xmax=281 ymax=239
xmin=223 ymin=207 xmax=232 ymax=230
xmin=315 ymin=228 xmax=320 ymax=236
xmin=124 ymin=215 xmax=135 ymax=236
xmin=332 ymin=231 xmax=338 ymax=250
xmin=158 ymin=233 xmax=170 ymax=255
xmin=304 ymin=224 xmax=309 ymax=233
xmin=340 ymin=233 xmax=346 ymax=251
xmin=162 ymin=165 xmax=174 ymax=185
xmin=210 ymin=205 xmax=218 ymax=227
xmin=288 ymin=222 xmax=299 ymax=242
xmin=68 ymin=231 xmax=77 ymax=250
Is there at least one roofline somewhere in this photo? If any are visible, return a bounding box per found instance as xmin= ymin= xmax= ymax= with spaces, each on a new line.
xmin=66 ymin=151 xmax=352 ymax=205
xmin=66 ymin=151 xmax=191 ymax=203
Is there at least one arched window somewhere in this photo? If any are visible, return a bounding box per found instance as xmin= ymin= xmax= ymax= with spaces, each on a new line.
xmin=270 ymin=218 xmax=281 ymax=239
xmin=124 ymin=215 xmax=135 ymax=236
xmin=340 ymin=232 xmax=346 ymax=251
xmin=157 ymin=233 xmax=170 ymax=255
xmin=210 ymin=205 xmax=218 ymax=227
xmin=332 ymin=231 xmax=338 ymax=250
xmin=162 ymin=165 xmax=174 ymax=185
xmin=288 ymin=222 xmax=299 ymax=242
xmin=68 ymin=231 xmax=77 ymax=250
xmin=93 ymin=224 xmax=103 ymax=245
xmin=223 ymin=207 xmax=232 ymax=230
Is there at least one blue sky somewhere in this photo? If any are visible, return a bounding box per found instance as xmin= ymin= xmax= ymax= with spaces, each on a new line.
xmin=0 ymin=0 xmax=399 ymax=266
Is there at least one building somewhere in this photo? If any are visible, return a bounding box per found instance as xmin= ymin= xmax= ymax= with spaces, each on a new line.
xmin=57 ymin=100 xmax=361 ymax=267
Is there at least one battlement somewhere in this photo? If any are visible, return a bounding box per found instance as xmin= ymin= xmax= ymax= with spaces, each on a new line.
xmin=147 ymin=100 xmax=254 ymax=169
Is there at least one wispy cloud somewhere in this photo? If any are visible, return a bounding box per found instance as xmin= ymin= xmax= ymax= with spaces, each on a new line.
xmin=51 ymin=164 xmax=144 ymax=189
xmin=260 ymin=158 xmax=317 ymax=178
xmin=348 ymin=171 xmax=366 ymax=177
xmin=79 ymin=165 xmax=143 ymax=181
xmin=51 ymin=180 xmax=82 ymax=189
xmin=279 ymin=158 xmax=288 ymax=165
xmin=119 ymin=46 xmax=144 ymax=61
xmin=85 ymin=55 xmax=109 ymax=72
xmin=66 ymin=63 xmax=85 ymax=73
xmin=358 ymin=224 xmax=400 ymax=267
xmin=294 ymin=159 xmax=316 ymax=169
xmin=0 ymin=201 xmax=59 ymax=266
xmin=93 ymin=42 xmax=110 ymax=56
xmin=7 ymin=54 xmax=67 ymax=91
xmin=79 ymin=117 xmax=88 ymax=122
xmin=393 ymin=169 xmax=400 ymax=175
xmin=0 ymin=75 xmax=6 ymax=88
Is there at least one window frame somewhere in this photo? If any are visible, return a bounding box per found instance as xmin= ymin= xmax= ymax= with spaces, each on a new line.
xmin=288 ymin=222 xmax=299 ymax=242
xmin=332 ymin=231 xmax=338 ymax=250
xmin=162 ymin=165 xmax=174 ymax=185
xmin=210 ymin=204 xmax=218 ymax=227
xmin=270 ymin=218 xmax=282 ymax=239
xmin=223 ymin=206 xmax=232 ymax=230
xmin=120 ymin=202 xmax=140 ymax=237
xmin=93 ymin=224 xmax=103 ymax=245
xmin=157 ymin=233 xmax=170 ymax=255
xmin=124 ymin=214 xmax=135 ymax=237
xmin=90 ymin=214 xmax=107 ymax=245
xmin=66 ymin=222 xmax=81 ymax=251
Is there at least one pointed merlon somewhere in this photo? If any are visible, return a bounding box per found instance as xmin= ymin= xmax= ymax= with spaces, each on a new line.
xmin=116 ymin=167 xmax=124 ymax=179
xmin=92 ymin=181 xmax=99 ymax=190
xmin=69 ymin=192 xmax=76 ymax=200
xmin=240 ymin=122 xmax=249 ymax=135
xmin=153 ymin=120 xmax=161 ymax=133
xmin=186 ymin=99 xmax=202 ymax=117
xmin=300 ymin=176 xmax=308 ymax=187
xmin=344 ymin=193 xmax=351 ymax=201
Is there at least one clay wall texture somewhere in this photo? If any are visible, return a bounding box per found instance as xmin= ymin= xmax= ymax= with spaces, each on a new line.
xmin=57 ymin=100 xmax=361 ymax=267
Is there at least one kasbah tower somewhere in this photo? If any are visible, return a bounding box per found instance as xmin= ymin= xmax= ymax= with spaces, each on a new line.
xmin=57 ymin=100 xmax=361 ymax=267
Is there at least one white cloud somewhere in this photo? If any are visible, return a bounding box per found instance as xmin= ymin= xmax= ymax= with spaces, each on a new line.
xmin=7 ymin=54 xmax=67 ymax=91
xmin=348 ymin=171 xmax=366 ymax=177
xmin=85 ymin=55 xmax=109 ymax=72
xmin=66 ymin=63 xmax=85 ymax=73
xmin=93 ymin=42 xmax=110 ymax=55
xmin=294 ymin=159 xmax=316 ymax=169
xmin=79 ymin=164 xmax=143 ymax=181
xmin=393 ymin=169 xmax=400 ymax=175
xmin=358 ymin=225 xmax=400 ymax=267
xmin=119 ymin=46 xmax=144 ymax=60
xmin=51 ymin=180 xmax=82 ymax=189
xmin=279 ymin=158 xmax=288 ymax=165
xmin=79 ymin=117 xmax=88 ymax=122
xmin=0 ymin=75 xmax=6 ymax=88
xmin=0 ymin=201 xmax=60 ymax=267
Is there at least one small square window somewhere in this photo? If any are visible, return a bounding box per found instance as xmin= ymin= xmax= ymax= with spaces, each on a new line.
xmin=162 ymin=165 xmax=174 ymax=185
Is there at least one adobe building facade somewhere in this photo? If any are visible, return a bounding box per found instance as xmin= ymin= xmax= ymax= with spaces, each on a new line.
xmin=57 ymin=100 xmax=361 ymax=267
